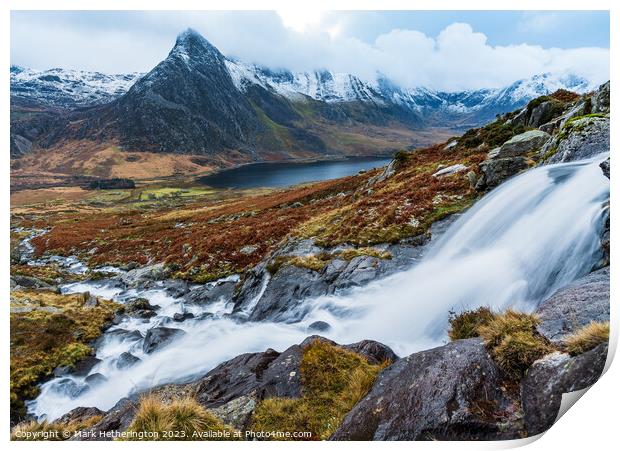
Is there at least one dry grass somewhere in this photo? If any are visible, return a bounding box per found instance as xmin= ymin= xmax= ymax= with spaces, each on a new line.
xmin=477 ymin=310 xmax=554 ymax=379
xmin=564 ymin=321 xmax=609 ymax=356
xmin=448 ymin=306 xmax=495 ymax=341
xmin=251 ymin=340 xmax=390 ymax=440
xmin=10 ymin=290 xmax=119 ymax=421
xmin=125 ymin=395 xmax=238 ymax=441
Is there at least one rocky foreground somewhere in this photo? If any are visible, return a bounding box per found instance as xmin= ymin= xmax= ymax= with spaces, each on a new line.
xmin=10 ymin=82 xmax=610 ymax=440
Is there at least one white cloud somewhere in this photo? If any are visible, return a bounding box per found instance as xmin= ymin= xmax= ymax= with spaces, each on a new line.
xmin=10 ymin=12 xmax=609 ymax=92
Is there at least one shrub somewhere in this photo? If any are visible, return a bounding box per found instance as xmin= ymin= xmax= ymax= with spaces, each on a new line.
xmin=564 ymin=322 xmax=609 ymax=356
xmin=125 ymin=395 xmax=237 ymax=441
xmin=477 ymin=310 xmax=553 ymax=379
xmin=448 ymin=306 xmax=494 ymax=341
xmin=251 ymin=340 xmax=389 ymax=440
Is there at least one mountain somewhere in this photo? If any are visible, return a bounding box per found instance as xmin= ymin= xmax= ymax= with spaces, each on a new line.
xmin=10 ymin=28 xmax=598 ymax=168
xmin=10 ymin=65 xmax=142 ymax=108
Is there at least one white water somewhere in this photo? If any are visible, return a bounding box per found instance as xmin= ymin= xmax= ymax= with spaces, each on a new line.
xmin=29 ymin=156 xmax=609 ymax=420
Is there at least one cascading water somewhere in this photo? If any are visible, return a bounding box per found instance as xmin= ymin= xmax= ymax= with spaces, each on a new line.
xmin=28 ymin=155 xmax=609 ymax=421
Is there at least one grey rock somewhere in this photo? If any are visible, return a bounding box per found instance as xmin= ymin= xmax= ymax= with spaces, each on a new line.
xmin=600 ymin=158 xmax=610 ymax=179
xmin=536 ymin=267 xmax=609 ymax=343
xmin=124 ymin=297 xmax=159 ymax=319
xmin=10 ymin=275 xmax=53 ymax=290
xmin=210 ymin=395 xmax=257 ymax=431
xmin=185 ymin=280 xmax=237 ymax=305
xmin=331 ymin=338 xmax=521 ymax=440
xmin=432 ymin=164 xmax=468 ymax=177
xmin=591 ymin=81 xmax=610 ymax=113
xmin=343 ymin=339 xmax=399 ymax=365
xmin=115 ymin=352 xmax=141 ymax=370
xmin=74 ymin=398 xmax=138 ymax=441
xmin=527 ymin=101 xmax=562 ymax=128
xmin=57 ymin=406 xmax=105 ymax=425
xmin=142 ymin=327 xmax=186 ymax=354
xmin=307 ymin=321 xmax=331 ymax=332
xmin=85 ymin=373 xmax=108 ymax=386
xmin=494 ymin=130 xmax=550 ymax=159
xmin=544 ymin=116 xmax=609 ymax=164
xmin=54 ymin=356 xmax=102 ymax=378
xmin=173 ymin=312 xmax=195 ymax=322
xmin=521 ymin=344 xmax=608 ymax=436
xmin=476 ymin=157 xmax=529 ymax=190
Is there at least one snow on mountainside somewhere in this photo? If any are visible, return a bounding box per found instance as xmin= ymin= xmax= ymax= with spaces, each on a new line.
xmin=11 ymin=54 xmax=596 ymax=120
xmin=10 ymin=65 xmax=143 ymax=108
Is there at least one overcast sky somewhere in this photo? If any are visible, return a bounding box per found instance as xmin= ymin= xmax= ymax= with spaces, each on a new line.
xmin=10 ymin=10 xmax=610 ymax=91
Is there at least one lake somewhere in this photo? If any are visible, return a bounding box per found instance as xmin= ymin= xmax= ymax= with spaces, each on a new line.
xmin=197 ymin=157 xmax=392 ymax=189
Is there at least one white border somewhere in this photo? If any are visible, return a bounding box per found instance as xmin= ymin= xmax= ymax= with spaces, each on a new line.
xmin=2 ymin=1 xmax=617 ymax=450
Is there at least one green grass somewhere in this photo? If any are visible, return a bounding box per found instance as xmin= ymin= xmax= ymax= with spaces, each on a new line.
xmin=448 ymin=306 xmax=495 ymax=341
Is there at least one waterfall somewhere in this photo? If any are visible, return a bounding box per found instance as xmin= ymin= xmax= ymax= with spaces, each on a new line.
xmin=29 ymin=155 xmax=609 ymax=421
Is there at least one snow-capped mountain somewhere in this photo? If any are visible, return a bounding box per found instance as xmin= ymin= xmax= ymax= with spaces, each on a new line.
xmin=10 ymin=28 xmax=603 ymax=161
xmin=10 ymin=65 xmax=143 ymax=108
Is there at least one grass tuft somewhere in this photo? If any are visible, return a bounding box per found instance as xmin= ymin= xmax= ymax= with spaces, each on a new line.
xmin=125 ymin=395 xmax=237 ymax=441
xmin=251 ymin=340 xmax=389 ymax=440
xmin=564 ymin=321 xmax=609 ymax=356
xmin=448 ymin=306 xmax=494 ymax=341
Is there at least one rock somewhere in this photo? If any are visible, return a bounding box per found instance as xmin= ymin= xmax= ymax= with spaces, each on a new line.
xmin=10 ymin=275 xmax=53 ymax=290
xmin=57 ymin=406 xmax=105 ymax=425
xmin=343 ymin=339 xmax=398 ymax=365
xmin=83 ymin=293 xmax=99 ymax=307
xmin=164 ymin=280 xmax=190 ymax=298
xmin=521 ymin=344 xmax=608 ymax=436
xmin=535 ymin=267 xmax=609 ymax=343
xmin=124 ymin=297 xmax=159 ymax=319
xmin=510 ymin=108 xmax=528 ymax=127
xmin=74 ymin=398 xmax=138 ymax=441
xmin=142 ymin=327 xmax=186 ymax=354
xmin=544 ymin=116 xmax=609 ymax=164
xmin=115 ymin=352 xmax=141 ymax=369
xmin=443 ymin=140 xmax=458 ymax=151
xmin=240 ymin=245 xmax=258 ymax=255
xmin=527 ymin=101 xmax=563 ymax=128
xmin=600 ymin=158 xmax=610 ymax=179
xmin=307 ymin=321 xmax=330 ymax=332
xmin=85 ymin=373 xmax=108 ymax=386
xmin=591 ymin=81 xmax=610 ymax=113
xmin=185 ymin=280 xmax=237 ymax=305
xmin=119 ymin=263 xmax=171 ymax=286
xmin=94 ymin=329 xmax=143 ymax=348
xmin=331 ymin=338 xmax=521 ymax=440
xmin=494 ymin=130 xmax=551 ymax=159
xmin=466 ymin=170 xmax=477 ymax=188
xmin=173 ymin=312 xmax=195 ymax=322
xmin=476 ymin=157 xmax=529 ymax=190
xmin=367 ymin=159 xmax=396 ymax=186
xmin=54 ymin=356 xmax=102 ymax=378
xmin=432 ymin=164 xmax=468 ymax=177
xmin=209 ymin=395 xmax=257 ymax=431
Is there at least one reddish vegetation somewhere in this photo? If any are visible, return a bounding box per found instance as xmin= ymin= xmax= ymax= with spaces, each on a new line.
xmin=550 ymin=89 xmax=581 ymax=103
xmin=25 ymin=140 xmax=489 ymax=282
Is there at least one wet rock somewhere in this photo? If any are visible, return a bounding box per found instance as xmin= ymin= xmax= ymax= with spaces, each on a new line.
xmin=521 ymin=344 xmax=608 ymax=436
xmin=142 ymin=327 xmax=186 ymax=354
xmin=185 ymin=280 xmax=237 ymax=305
xmin=535 ymin=267 xmax=609 ymax=344
xmin=600 ymin=158 xmax=610 ymax=179
xmin=164 ymin=280 xmax=190 ymax=298
xmin=94 ymin=329 xmax=143 ymax=348
xmin=53 ymin=378 xmax=88 ymax=398
xmin=85 ymin=373 xmax=108 ymax=386
xmin=124 ymin=297 xmax=159 ymax=319
xmin=544 ymin=116 xmax=609 ymax=164
xmin=343 ymin=339 xmax=398 ymax=365
xmin=307 ymin=321 xmax=330 ymax=332
xmin=173 ymin=312 xmax=195 ymax=322
xmin=115 ymin=352 xmax=141 ymax=370
xmin=494 ymin=130 xmax=551 ymax=158
xmin=54 ymin=356 xmax=102 ymax=378
xmin=331 ymin=338 xmax=521 ymax=440
xmin=476 ymin=157 xmax=529 ymax=190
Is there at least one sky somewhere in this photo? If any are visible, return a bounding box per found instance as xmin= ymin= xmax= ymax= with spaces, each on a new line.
xmin=10 ymin=10 xmax=610 ymax=91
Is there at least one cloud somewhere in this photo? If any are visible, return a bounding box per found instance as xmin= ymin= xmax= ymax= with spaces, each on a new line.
xmin=10 ymin=12 xmax=609 ymax=91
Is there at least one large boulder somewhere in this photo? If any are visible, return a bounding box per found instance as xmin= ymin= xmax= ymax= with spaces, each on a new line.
xmin=331 ymin=338 xmax=521 ymax=440
xmin=142 ymin=327 xmax=186 ymax=354
xmin=591 ymin=81 xmax=610 ymax=113
xmin=476 ymin=157 xmax=529 ymax=190
xmin=521 ymin=343 xmax=608 ymax=436
xmin=124 ymin=297 xmax=159 ymax=319
xmin=535 ymin=268 xmax=609 ymax=344
xmin=543 ymin=116 xmax=609 ymax=164
xmin=494 ymin=130 xmax=551 ymax=159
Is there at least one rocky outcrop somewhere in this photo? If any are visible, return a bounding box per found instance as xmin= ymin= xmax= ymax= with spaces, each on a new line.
xmin=476 ymin=157 xmax=529 ymax=190
xmin=232 ymin=216 xmax=458 ymax=321
xmin=542 ymin=116 xmax=609 ymax=164
xmin=535 ymin=267 xmax=610 ymax=344
xmin=521 ymin=343 xmax=608 ymax=436
xmin=331 ymin=338 xmax=521 ymax=440
xmin=432 ymin=164 xmax=468 ymax=177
